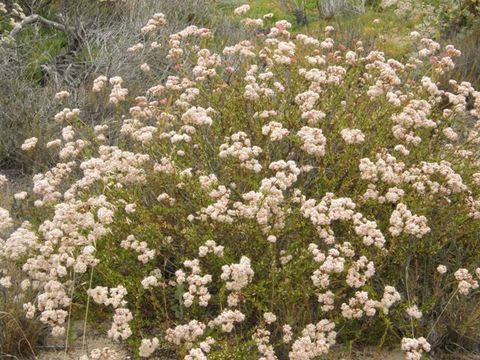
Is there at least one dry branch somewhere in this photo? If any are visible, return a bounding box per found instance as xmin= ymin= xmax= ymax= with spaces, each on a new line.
xmin=9 ymin=14 xmax=76 ymax=39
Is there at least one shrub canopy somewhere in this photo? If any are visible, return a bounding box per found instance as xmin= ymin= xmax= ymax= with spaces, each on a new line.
xmin=1 ymin=6 xmax=480 ymax=360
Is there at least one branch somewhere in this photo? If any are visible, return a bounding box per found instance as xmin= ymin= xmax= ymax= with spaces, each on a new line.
xmin=9 ymin=14 xmax=75 ymax=39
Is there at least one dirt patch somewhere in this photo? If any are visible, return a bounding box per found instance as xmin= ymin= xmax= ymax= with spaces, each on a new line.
xmin=36 ymin=321 xmax=178 ymax=360
xmin=326 ymin=346 xmax=480 ymax=360
xmin=326 ymin=346 xmax=404 ymax=360
xmin=37 ymin=338 xmax=129 ymax=360
xmin=37 ymin=322 xmax=130 ymax=360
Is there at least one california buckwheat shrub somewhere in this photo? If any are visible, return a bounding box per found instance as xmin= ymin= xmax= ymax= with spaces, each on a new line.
xmin=2 ymin=8 xmax=480 ymax=360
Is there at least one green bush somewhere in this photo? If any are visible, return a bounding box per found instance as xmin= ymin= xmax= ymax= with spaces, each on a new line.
xmin=437 ymin=0 xmax=480 ymax=36
xmin=1 ymin=5 xmax=480 ymax=360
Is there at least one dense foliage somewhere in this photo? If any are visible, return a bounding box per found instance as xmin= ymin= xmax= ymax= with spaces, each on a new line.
xmin=1 ymin=2 xmax=480 ymax=360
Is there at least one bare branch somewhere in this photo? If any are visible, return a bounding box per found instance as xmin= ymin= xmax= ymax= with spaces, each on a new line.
xmin=9 ymin=14 xmax=75 ymax=39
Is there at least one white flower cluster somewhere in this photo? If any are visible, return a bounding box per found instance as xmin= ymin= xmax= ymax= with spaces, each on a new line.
xmin=54 ymin=90 xmax=70 ymax=100
xmin=346 ymin=256 xmax=375 ymax=288
xmin=198 ymin=185 xmax=232 ymax=223
xmin=249 ymin=167 xmax=298 ymax=231
xmin=391 ymin=100 xmax=435 ymax=145
xmin=167 ymin=26 xmax=212 ymax=61
xmin=262 ymin=312 xmax=276 ymax=324
xmin=273 ymin=41 xmax=296 ymax=65
xmin=0 ymin=275 xmax=11 ymax=288
xmin=262 ymin=121 xmax=290 ymax=141
xmin=37 ymin=280 xmax=71 ymax=336
xmin=252 ymin=328 xmax=278 ymax=360
xmin=454 ymin=268 xmax=479 ymax=295
xmin=120 ymin=235 xmax=155 ymax=264
xmin=340 ymin=291 xmax=377 ymax=319
xmin=92 ymin=75 xmax=108 ymax=92
xmin=297 ymin=127 xmax=326 ymax=157
xmin=198 ymin=240 xmax=224 ymax=257
xmin=54 ymin=108 xmax=80 ymax=123
xmin=165 ymin=320 xmax=205 ymax=346
xmin=301 ymin=193 xmax=385 ymax=248
xmin=221 ymin=256 xmax=254 ymax=307
xmin=289 ymin=320 xmax=336 ymax=360
xmin=108 ymin=76 xmax=129 ymax=105
xmin=0 ymin=174 xmax=7 ymax=187
xmin=88 ymin=285 xmax=128 ymax=308
xmin=176 ymin=259 xmax=212 ymax=307
xmin=406 ymin=305 xmax=423 ymax=319
xmin=401 ymin=337 xmax=431 ymax=360
xmin=79 ymin=145 xmax=150 ymax=186
xmin=141 ymin=13 xmax=166 ymax=34
xmin=341 ymin=128 xmax=365 ymax=144
xmin=139 ymin=337 xmax=159 ymax=358
xmin=437 ymin=264 xmax=447 ymax=274
xmin=208 ymin=309 xmax=245 ymax=332
xmin=157 ymin=192 xmax=176 ymax=205
xmin=184 ymin=337 xmax=215 ymax=360
xmin=317 ymin=291 xmax=335 ymax=312
xmin=301 ymin=109 xmax=325 ymax=125
xmin=79 ymin=347 xmax=118 ymax=360
xmin=21 ymin=137 xmax=38 ymax=151
xmin=121 ymin=116 xmax=158 ymax=144
xmin=193 ymin=49 xmax=221 ymax=81
xmin=389 ymin=203 xmax=430 ymax=238
xmin=283 ymin=324 xmax=293 ymax=344
xmin=241 ymin=17 xmax=264 ymax=30
xmin=219 ymin=132 xmax=262 ymax=173
xmin=295 ymin=91 xmax=319 ymax=112
xmin=2 ymin=222 xmax=38 ymax=260
xmin=221 ymin=256 xmax=254 ymax=292
xmin=233 ymin=4 xmax=250 ymax=16
xmin=0 ymin=207 xmax=12 ymax=233
xmin=310 ymin=246 xmax=345 ymax=289
xmin=181 ymin=106 xmax=214 ymax=127
xmin=108 ymin=308 xmax=133 ymax=341
xmin=223 ymin=40 xmax=256 ymax=58
xmin=378 ymin=286 xmax=402 ymax=314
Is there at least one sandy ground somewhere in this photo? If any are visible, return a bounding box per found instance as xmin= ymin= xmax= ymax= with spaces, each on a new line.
xmin=329 ymin=348 xmax=404 ymax=359
xmin=35 ymin=321 xmax=180 ymax=360
xmin=36 ymin=322 xmax=131 ymax=360
xmin=37 ymin=338 xmax=130 ymax=360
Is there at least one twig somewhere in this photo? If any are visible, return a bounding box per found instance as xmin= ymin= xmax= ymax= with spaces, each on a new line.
xmin=65 ymin=271 xmax=76 ymax=355
xmin=405 ymin=256 xmax=415 ymax=337
xmin=82 ymin=268 xmax=95 ymax=355
xmin=427 ymin=288 xmax=459 ymax=340
xmin=0 ymin=311 xmax=37 ymax=359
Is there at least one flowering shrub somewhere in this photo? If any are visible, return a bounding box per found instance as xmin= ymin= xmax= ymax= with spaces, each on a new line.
xmin=437 ymin=0 xmax=480 ymax=36
xmin=380 ymin=0 xmax=480 ymax=39
xmin=379 ymin=0 xmax=438 ymax=34
xmin=2 ymin=4 xmax=480 ymax=359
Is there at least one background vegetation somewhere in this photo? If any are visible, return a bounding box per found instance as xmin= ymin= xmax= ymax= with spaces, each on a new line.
xmin=1 ymin=0 xmax=479 ymax=171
